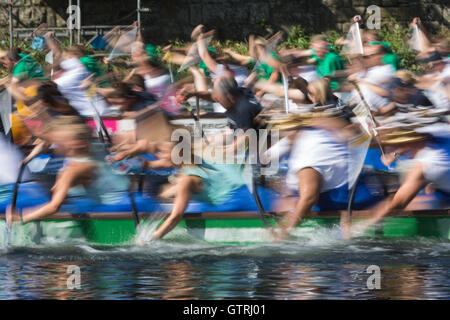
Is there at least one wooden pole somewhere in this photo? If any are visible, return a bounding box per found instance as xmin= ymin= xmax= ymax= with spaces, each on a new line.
xmin=69 ymin=0 xmax=72 ymax=46
xmin=137 ymin=0 xmax=141 ymax=28
xmin=77 ymin=0 xmax=81 ymax=44
xmin=8 ymin=0 xmax=13 ymax=48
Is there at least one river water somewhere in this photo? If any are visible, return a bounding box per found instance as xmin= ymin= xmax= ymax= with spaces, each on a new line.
xmin=0 ymin=231 xmax=449 ymax=299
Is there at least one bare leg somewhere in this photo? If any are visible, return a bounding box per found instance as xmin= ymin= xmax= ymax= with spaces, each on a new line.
xmin=5 ymin=205 xmax=20 ymax=227
xmin=152 ymin=175 xmax=202 ymax=239
xmin=275 ymin=168 xmax=321 ymax=241
xmin=350 ymin=163 xmax=427 ymax=236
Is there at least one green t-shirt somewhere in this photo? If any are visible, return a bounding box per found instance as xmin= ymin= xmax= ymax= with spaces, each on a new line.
xmin=368 ymin=41 xmax=400 ymax=70
xmin=248 ymin=51 xmax=281 ymax=82
xmin=311 ymin=50 xmax=343 ymax=90
xmin=12 ymin=53 xmax=44 ymax=81
xmin=80 ymin=56 xmax=104 ymax=77
xmin=382 ymin=53 xmax=400 ymax=70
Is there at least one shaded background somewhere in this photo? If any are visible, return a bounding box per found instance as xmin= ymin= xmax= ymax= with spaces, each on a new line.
xmin=0 ymin=0 xmax=448 ymax=43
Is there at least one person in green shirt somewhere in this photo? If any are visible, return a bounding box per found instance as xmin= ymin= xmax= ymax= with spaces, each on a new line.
xmin=223 ymin=37 xmax=281 ymax=82
xmin=367 ymin=41 xmax=400 ymax=70
xmin=281 ymin=35 xmax=344 ymax=90
xmin=1 ymin=47 xmax=44 ymax=83
xmin=80 ymin=55 xmax=104 ymax=78
xmin=223 ymin=36 xmax=282 ymax=97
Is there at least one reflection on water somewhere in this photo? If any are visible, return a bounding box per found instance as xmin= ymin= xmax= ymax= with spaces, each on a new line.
xmin=0 ymin=238 xmax=449 ymax=299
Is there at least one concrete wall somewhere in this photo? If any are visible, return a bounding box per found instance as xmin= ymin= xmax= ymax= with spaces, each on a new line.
xmin=0 ymin=0 xmax=448 ymax=43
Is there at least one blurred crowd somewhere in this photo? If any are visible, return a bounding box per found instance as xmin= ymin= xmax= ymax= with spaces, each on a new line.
xmin=0 ymin=15 xmax=449 ymax=240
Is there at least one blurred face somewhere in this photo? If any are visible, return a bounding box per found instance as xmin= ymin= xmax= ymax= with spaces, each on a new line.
xmin=107 ymin=96 xmax=135 ymax=111
xmin=392 ymin=85 xmax=415 ymax=104
xmin=48 ymin=130 xmax=85 ymax=156
xmin=311 ymin=41 xmax=328 ymax=59
xmin=131 ymin=50 xmax=149 ymax=66
xmin=2 ymin=57 xmax=15 ymax=71
xmin=362 ymin=46 xmax=383 ymax=67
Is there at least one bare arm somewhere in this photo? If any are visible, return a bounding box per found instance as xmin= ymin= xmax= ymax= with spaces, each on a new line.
xmin=44 ymin=32 xmax=62 ymax=62
xmin=358 ymin=79 xmax=390 ymax=97
xmin=223 ymin=48 xmax=251 ymax=66
xmin=197 ymin=33 xmax=218 ymax=74
xmin=254 ymin=80 xmax=306 ymax=102
xmin=23 ymin=139 xmax=49 ymax=164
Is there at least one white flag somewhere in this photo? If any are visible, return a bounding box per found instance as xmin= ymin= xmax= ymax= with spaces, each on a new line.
xmin=0 ymin=89 xmax=12 ymax=135
xmin=108 ymin=27 xmax=138 ymax=60
xmin=341 ymin=23 xmax=364 ymax=55
xmin=45 ymin=51 xmax=53 ymax=64
xmin=409 ymin=25 xmax=424 ymax=52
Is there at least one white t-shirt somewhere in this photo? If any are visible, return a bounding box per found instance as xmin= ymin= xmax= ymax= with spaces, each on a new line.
xmin=0 ymin=135 xmax=23 ymax=185
xmin=213 ymin=64 xmax=249 ymax=87
xmin=54 ymin=58 xmax=110 ymax=117
xmin=350 ymin=64 xmax=395 ymax=111
xmin=415 ymin=146 xmax=450 ymax=193
xmin=286 ymin=128 xmax=349 ymax=192
xmin=294 ymin=65 xmax=319 ymax=83
xmin=144 ymin=73 xmax=171 ymax=100
xmin=423 ymin=63 xmax=450 ymax=110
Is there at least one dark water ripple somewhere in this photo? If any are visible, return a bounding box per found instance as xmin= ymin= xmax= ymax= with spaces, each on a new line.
xmin=0 ymin=237 xmax=449 ymax=299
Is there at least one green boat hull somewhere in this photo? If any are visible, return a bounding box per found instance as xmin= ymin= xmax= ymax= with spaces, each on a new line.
xmin=2 ymin=215 xmax=449 ymax=246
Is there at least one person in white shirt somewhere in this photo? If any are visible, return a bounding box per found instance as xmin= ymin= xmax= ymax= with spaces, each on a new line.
xmin=54 ymin=49 xmax=110 ymax=117
xmin=348 ymin=123 xmax=450 ymax=238
xmin=348 ymin=45 xmax=395 ymax=113
xmin=416 ymin=53 xmax=450 ymax=110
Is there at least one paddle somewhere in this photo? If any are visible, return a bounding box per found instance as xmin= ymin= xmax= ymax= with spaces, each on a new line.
xmin=10 ymin=155 xmax=33 ymax=225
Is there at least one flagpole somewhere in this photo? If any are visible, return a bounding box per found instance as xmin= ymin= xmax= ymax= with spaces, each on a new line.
xmin=69 ymin=0 xmax=72 ymax=46
xmin=355 ymin=22 xmax=363 ymax=55
xmin=282 ymin=73 xmax=289 ymax=114
xmin=8 ymin=0 xmax=13 ymax=49
xmin=137 ymin=0 xmax=141 ymax=28
xmin=77 ymin=0 xmax=81 ymax=44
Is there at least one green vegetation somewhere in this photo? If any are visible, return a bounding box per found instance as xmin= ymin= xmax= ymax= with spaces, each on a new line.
xmin=0 ymin=17 xmax=446 ymax=79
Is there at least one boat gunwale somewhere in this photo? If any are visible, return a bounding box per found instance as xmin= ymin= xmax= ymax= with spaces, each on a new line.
xmin=0 ymin=209 xmax=448 ymax=221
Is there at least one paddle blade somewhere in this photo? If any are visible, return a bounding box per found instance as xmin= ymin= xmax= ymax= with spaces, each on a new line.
xmin=45 ymin=51 xmax=53 ymax=64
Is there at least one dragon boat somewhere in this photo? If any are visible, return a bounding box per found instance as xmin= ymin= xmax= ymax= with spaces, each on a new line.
xmin=1 ymin=111 xmax=449 ymax=246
